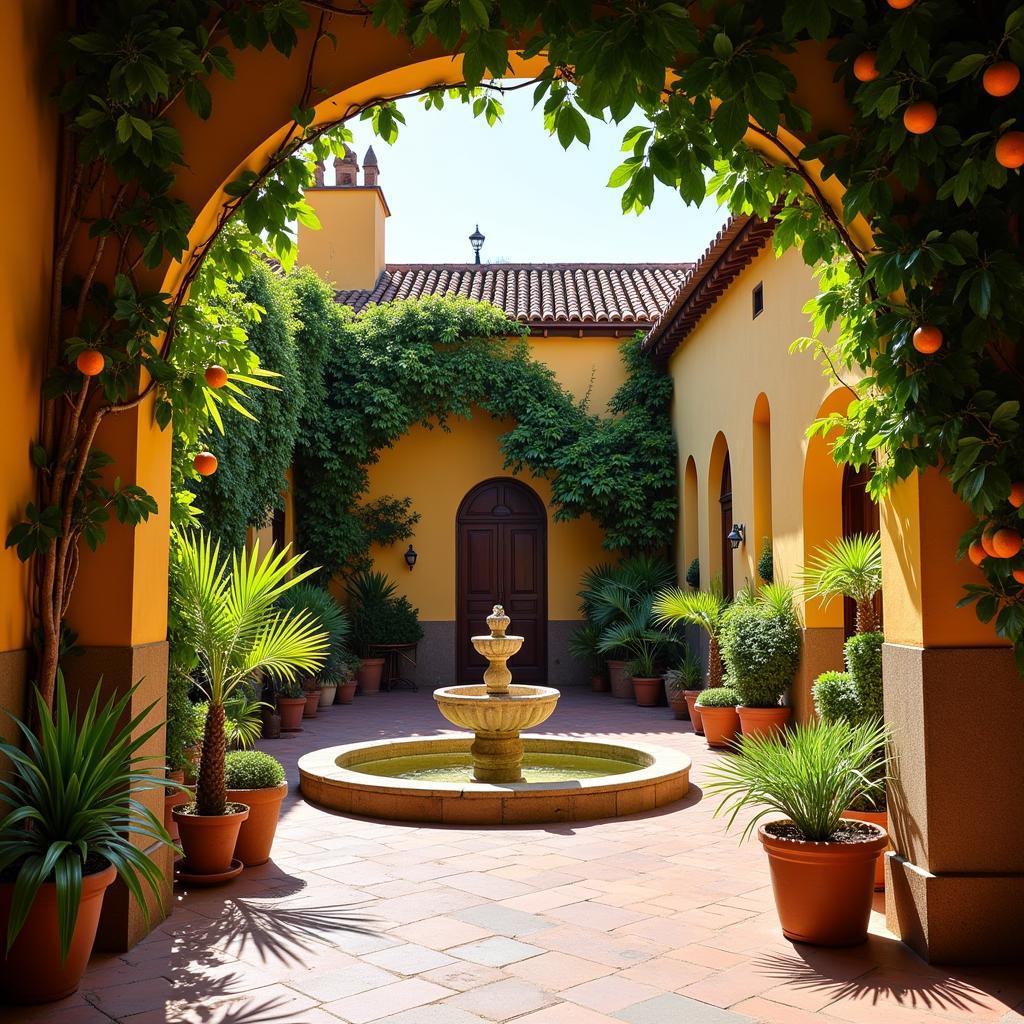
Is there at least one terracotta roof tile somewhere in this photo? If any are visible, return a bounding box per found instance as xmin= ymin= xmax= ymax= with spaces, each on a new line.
xmin=334 ymin=263 xmax=693 ymax=332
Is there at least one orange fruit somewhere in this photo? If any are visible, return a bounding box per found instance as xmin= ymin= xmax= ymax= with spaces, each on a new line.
xmin=903 ymin=101 xmax=937 ymax=135
xmin=983 ymin=61 xmax=1020 ymax=97
xmin=992 ymin=528 xmax=1023 ymax=559
xmin=887 ymin=0 xmax=915 ymax=7
xmin=995 ymin=130 xmax=1024 ymax=169
xmin=205 ymin=364 xmax=228 ymax=389
xmin=194 ymin=451 xmax=218 ymax=477
xmin=853 ymin=52 xmax=880 ymax=83
xmin=76 ymin=350 xmax=104 ymax=377
xmin=913 ymin=324 xmax=943 ymax=354
xmin=1009 ymin=481 xmax=1024 ymax=508
xmin=1013 ymin=567 xmax=1024 ymax=585
xmin=968 ymin=541 xmax=987 ymax=566
xmin=982 ymin=527 xmax=1001 ymax=557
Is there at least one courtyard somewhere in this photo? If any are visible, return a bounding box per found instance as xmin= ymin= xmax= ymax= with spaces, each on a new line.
xmin=25 ymin=688 xmax=1023 ymax=1024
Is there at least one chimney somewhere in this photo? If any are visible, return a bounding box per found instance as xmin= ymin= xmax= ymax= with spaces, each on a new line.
xmin=334 ymin=145 xmax=359 ymax=187
xmin=363 ymin=146 xmax=379 ymax=187
xmin=313 ymin=160 xmax=325 ymax=188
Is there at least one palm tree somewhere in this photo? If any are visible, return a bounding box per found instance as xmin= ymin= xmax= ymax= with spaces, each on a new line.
xmin=797 ymin=532 xmax=882 ymax=634
xmin=597 ymin=593 xmax=679 ymax=677
xmin=653 ymin=587 xmax=728 ymax=688
xmin=173 ymin=532 xmax=328 ymax=816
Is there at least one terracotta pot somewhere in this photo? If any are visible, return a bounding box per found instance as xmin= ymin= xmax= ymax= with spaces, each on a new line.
xmin=302 ymin=690 xmax=321 ymax=718
xmin=262 ymin=712 xmax=281 ymax=739
xmin=174 ymin=804 xmax=250 ymax=876
xmin=683 ymin=691 xmax=704 ymax=734
xmin=226 ymin=782 xmax=288 ymax=866
xmin=843 ymin=808 xmax=889 ymax=891
xmin=699 ymin=704 xmax=740 ymax=748
xmin=632 ymin=676 xmax=661 ymax=707
xmin=590 ymin=673 xmax=609 ymax=693
xmin=668 ymin=694 xmax=688 ymax=720
xmin=357 ymin=657 xmax=385 ymax=694
xmin=335 ymin=681 xmax=358 ymax=704
xmin=0 ymin=861 xmax=116 ymax=1004
xmin=277 ymin=696 xmax=305 ymax=731
xmin=318 ymin=684 xmax=338 ymax=708
xmin=164 ymin=769 xmax=189 ymax=842
xmin=738 ymin=705 xmax=792 ymax=740
xmin=759 ymin=820 xmax=888 ymax=945
xmin=606 ymin=659 xmax=632 ymax=699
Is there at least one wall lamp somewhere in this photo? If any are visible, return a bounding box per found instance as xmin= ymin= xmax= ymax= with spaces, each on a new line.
xmin=727 ymin=523 xmax=746 ymax=550
xmin=404 ymin=544 xmax=418 ymax=571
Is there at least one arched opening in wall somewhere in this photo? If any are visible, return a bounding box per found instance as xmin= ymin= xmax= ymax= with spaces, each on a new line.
xmin=720 ymin=454 xmax=734 ymax=600
xmin=752 ymin=393 xmax=773 ymax=583
xmin=682 ymin=456 xmax=699 ymax=585
xmin=456 ymin=477 xmax=547 ymax=685
xmin=841 ymin=463 xmax=881 ymax=639
xmin=707 ymin=432 xmax=732 ymax=598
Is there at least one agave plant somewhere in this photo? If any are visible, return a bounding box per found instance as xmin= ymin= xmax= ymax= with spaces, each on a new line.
xmin=796 ymin=532 xmax=882 ymax=634
xmin=704 ymin=718 xmax=889 ymax=842
xmin=0 ymin=676 xmax=176 ymax=959
xmin=173 ymin=532 xmax=328 ymax=816
xmin=653 ymin=587 xmax=728 ymax=688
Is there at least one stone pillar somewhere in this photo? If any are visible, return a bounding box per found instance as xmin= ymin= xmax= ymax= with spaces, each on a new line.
xmin=881 ymin=469 xmax=1024 ymax=964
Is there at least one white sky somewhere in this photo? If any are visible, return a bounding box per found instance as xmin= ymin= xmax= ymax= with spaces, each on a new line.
xmin=341 ymin=86 xmax=730 ymax=265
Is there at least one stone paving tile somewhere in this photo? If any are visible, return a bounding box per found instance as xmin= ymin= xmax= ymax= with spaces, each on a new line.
xmin=293 ymin=962 xmax=402 ymax=1002
xmin=613 ymin=992 xmax=754 ymax=1024
xmin=366 ymin=943 xmax=458 ymax=976
xmin=562 ymin=974 xmax=663 ymax=1013
xmin=375 ymin=1007 xmax=489 ymax=1024
xmin=447 ymin=977 xmax=556 ymax=1020
xmin=546 ymin=900 xmax=650 ymax=932
xmin=418 ymin=963 xmax=507 ymax=992
xmin=529 ymin=924 xmax=669 ymax=969
xmin=452 ymin=904 xmax=552 ymax=937
xmin=503 ymin=951 xmax=610 ymax=990
xmin=393 ymin=916 xmax=495 ymax=950
xmin=322 ymin=978 xmax=454 ymax=1023
xmin=447 ymin=936 xmax=545 ymax=968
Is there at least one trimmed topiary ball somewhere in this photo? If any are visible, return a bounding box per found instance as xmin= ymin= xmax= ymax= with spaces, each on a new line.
xmin=685 ymin=557 xmax=700 ymax=590
xmin=813 ymin=670 xmax=860 ymax=723
xmin=696 ymin=686 xmax=738 ymax=708
xmin=757 ymin=538 xmax=774 ymax=584
xmin=225 ymin=750 xmax=286 ymax=790
xmin=844 ymin=630 xmax=883 ymax=720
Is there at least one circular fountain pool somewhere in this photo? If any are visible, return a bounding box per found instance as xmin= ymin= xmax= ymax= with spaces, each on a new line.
xmin=298 ymin=735 xmax=690 ymax=825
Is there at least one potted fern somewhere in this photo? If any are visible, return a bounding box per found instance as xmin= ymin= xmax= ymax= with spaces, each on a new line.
xmin=276 ymin=583 xmax=350 ymax=711
xmin=597 ymin=593 xmax=678 ymax=706
xmin=664 ymin=648 xmax=703 ymax=722
xmin=171 ymin=533 xmax=327 ymax=882
xmin=346 ymin=570 xmax=423 ymax=694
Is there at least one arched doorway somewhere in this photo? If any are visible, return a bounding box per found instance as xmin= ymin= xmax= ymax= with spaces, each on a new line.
xmin=719 ymin=452 xmax=734 ymax=600
xmin=842 ymin=462 xmax=881 ymax=638
xmin=456 ymin=478 xmax=547 ymax=685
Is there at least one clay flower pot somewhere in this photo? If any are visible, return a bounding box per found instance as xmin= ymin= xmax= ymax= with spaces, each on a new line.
xmin=277 ymin=696 xmax=305 ymax=732
xmin=226 ymin=782 xmax=289 ymax=866
xmin=683 ymin=691 xmax=704 ymax=734
xmin=738 ymin=705 xmax=792 ymax=740
xmin=174 ymin=804 xmax=250 ymax=876
xmin=261 ymin=712 xmax=281 ymax=739
xmin=590 ymin=673 xmax=609 ymax=693
xmin=606 ymin=659 xmax=632 ymax=699
xmin=164 ymin=769 xmax=190 ymax=842
xmin=843 ymin=808 xmax=889 ymax=891
xmin=699 ymin=705 xmax=740 ymax=748
xmin=335 ymin=680 xmax=358 ymax=704
xmin=357 ymin=657 xmax=385 ymax=694
xmin=758 ymin=820 xmax=888 ymax=945
xmin=668 ymin=693 xmax=688 ymax=720
xmin=318 ymin=684 xmax=338 ymax=708
xmin=302 ymin=690 xmax=321 ymax=718
xmin=0 ymin=861 xmax=115 ymax=1004
xmin=632 ymin=677 xmax=662 ymax=707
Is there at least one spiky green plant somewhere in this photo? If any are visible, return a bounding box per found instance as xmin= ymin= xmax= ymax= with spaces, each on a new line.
xmin=704 ymin=719 xmax=889 ymax=842
xmin=0 ymin=676 xmax=176 ymax=959
xmin=173 ymin=532 xmax=328 ymax=816
xmin=597 ymin=593 xmax=678 ymax=677
xmin=653 ymin=587 xmax=728 ymax=687
xmin=796 ymin=532 xmax=882 ymax=634
xmin=276 ymin=584 xmax=350 ymax=683
xmin=568 ymin=621 xmax=604 ymax=671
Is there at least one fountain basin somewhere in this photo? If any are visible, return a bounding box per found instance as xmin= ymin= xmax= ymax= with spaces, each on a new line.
xmin=298 ymin=735 xmax=691 ymax=824
xmin=433 ymin=684 xmax=559 ymax=733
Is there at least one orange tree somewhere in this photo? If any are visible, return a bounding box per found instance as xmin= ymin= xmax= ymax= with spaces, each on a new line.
xmin=10 ymin=0 xmax=1024 ymax=711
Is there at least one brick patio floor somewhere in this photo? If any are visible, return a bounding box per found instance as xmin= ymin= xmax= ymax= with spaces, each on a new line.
xmin=12 ymin=687 xmax=1023 ymax=1024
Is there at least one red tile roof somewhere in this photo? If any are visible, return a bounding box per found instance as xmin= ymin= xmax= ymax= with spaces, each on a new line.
xmin=334 ymin=263 xmax=693 ymax=334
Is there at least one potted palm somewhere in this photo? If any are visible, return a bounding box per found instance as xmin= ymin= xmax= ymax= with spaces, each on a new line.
xmin=664 ymin=648 xmax=703 ymax=722
xmin=346 ymin=570 xmax=423 ymax=694
xmin=597 ymin=593 xmax=678 ymax=706
xmin=0 ymin=677 xmax=177 ymax=1004
xmin=225 ymin=750 xmax=288 ymax=867
xmin=797 ymin=532 xmax=882 ymax=634
xmin=654 ymin=586 xmax=728 ymax=689
xmin=171 ymin=532 xmax=327 ymax=882
xmin=705 ymin=719 xmax=889 ymax=946
xmin=695 ymin=685 xmax=741 ymax=747
xmin=335 ymin=651 xmax=361 ymax=704
xmin=721 ymin=584 xmax=801 ymax=738
xmin=276 ymin=583 xmax=350 ymax=710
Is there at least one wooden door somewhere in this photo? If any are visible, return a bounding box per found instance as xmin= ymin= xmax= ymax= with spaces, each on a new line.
xmin=457 ymin=479 xmax=547 ymax=684
xmin=841 ymin=463 xmax=881 ymax=638
xmin=719 ymin=453 xmax=734 ymax=599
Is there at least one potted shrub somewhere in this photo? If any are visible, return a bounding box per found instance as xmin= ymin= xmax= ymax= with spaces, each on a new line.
xmin=705 ymin=719 xmax=889 ymax=946
xmin=654 ymin=587 xmax=728 ymax=689
xmin=0 ymin=677 xmax=176 ymax=1004
xmin=721 ymin=584 xmax=801 ymax=738
xmin=334 ymin=651 xmax=361 ymax=704
xmin=695 ymin=685 xmax=740 ymax=747
xmin=225 ymin=750 xmax=289 ymax=867
xmin=171 ymin=533 xmax=327 ymax=881
xmin=757 ymin=537 xmax=774 ymax=585
xmin=597 ymin=594 xmax=679 ymax=706
xmin=276 ymin=678 xmax=306 ymax=731
xmin=276 ymin=584 xmax=350 ymax=710
xmin=346 ymin=570 xmax=423 ymax=694
xmin=164 ymin=669 xmax=203 ymax=840
xmin=569 ymin=622 xmax=608 ymax=691
xmin=664 ymin=648 xmax=703 ymax=723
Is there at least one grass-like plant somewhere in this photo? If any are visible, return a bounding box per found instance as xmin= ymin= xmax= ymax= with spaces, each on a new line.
xmin=0 ymin=676 xmax=176 ymax=959
xmin=703 ymin=719 xmax=888 ymax=842
xmin=797 ymin=532 xmax=882 ymax=634
xmin=654 ymin=587 xmax=728 ymax=687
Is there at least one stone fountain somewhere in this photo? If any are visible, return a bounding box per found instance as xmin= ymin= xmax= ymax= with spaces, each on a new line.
xmin=433 ymin=606 xmax=560 ymax=782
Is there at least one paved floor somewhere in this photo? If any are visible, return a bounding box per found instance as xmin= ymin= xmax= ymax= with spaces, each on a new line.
xmin=14 ymin=687 xmax=1023 ymax=1024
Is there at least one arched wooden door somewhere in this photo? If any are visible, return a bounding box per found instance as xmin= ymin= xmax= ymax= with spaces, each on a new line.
xmin=842 ymin=463 xmax=881 ymax=638
xmin=719 ymin=453 xmax=734 ymax=599
xmin=457 ymin=479 xmax=547 ymax=684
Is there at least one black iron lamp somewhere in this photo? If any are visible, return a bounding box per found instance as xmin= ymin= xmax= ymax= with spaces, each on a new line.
xmin=404 ymin=544 xmax=418 ymax=571
xmin=469 ymin=224 xmax=485 ymax=264
xmin=727 ymin=523 xmax=745 ymax=549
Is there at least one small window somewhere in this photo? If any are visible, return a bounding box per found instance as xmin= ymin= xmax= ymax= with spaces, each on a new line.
xmin=752 ymin=282 xmax=764 ymax=319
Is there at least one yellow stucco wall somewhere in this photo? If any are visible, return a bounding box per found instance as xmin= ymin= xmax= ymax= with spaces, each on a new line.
xmin=297 ymin=186 xmax=387 ymax=292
